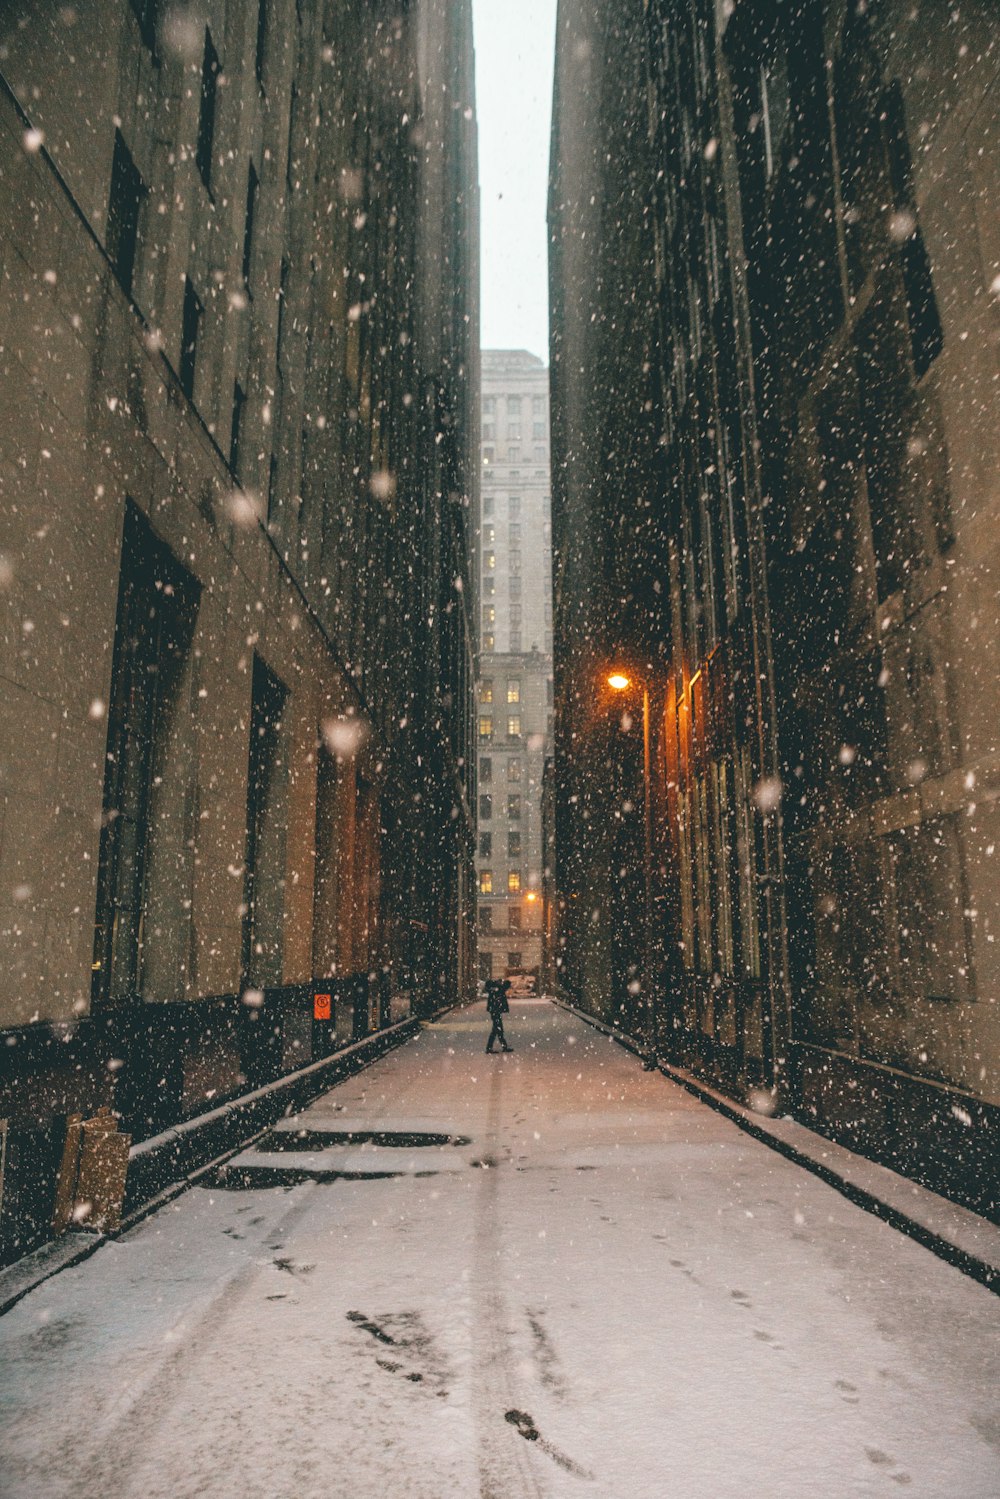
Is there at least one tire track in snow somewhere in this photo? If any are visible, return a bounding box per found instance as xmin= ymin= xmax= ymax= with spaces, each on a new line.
xmin=472 ymin=1061 xmax=545 ymax=1499
xmin=47 ymin=1183 xmax=323 ymax=1498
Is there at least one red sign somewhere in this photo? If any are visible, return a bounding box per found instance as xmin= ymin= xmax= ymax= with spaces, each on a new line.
xmin=314 ymin=992 xmax=332 ymax=1021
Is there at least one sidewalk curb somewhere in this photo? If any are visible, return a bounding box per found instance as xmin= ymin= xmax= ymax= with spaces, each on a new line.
xmin=0 ymin=1008 xmax=449 ymax=1318
xmin=553 ymin=997 xmax=1000 ymax=1297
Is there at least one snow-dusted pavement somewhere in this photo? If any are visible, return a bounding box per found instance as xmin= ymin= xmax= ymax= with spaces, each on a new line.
xmin=2 ymin=999 xmax=998 ymax=1499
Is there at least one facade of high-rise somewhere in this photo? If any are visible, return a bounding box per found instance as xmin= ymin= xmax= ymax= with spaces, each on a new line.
xmin=0 ymin=0 xmax=479 ymax=1265
xmin=474 ymin=351 xmax=553 ymax=980
xmin=549 ymin=0 xmax=1000 ymax=1214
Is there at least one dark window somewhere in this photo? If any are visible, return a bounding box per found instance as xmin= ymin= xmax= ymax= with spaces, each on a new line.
xmin=479 ymin=793 xmax=492 ymax=821
xmin=507 ymin=951 xmax=522 ymax=970
xmin=107 ymin=131 xmax=147 ymax=298
xmin=243 ymin=655 xmax=288 ymax=987
xmin=479 ymin=906 xmax=493 ymax=931
xmin=508 ymin=830 xmax=521 ymax=857
xmin=196 ymin=29 xmax=220 ymax=190
xmin=508 ymin=906 xmax=521 ymax=931
xmin=180 ymin=276 xmax=203 ymax=400
xmin=508 ymin=793 xmax=521 ymax=819
xmin=479 ymin=832 xmax=492 ymax=859
xmin=242 ymin=163 xmax=259 ymax=290
xmin=255 ymin=0 xmax=269 ymax=86
xmin=480 ymin=757 xmax=492 ymax=783
xmin=230 ymin=381 xmax=246 ymax=477
xmin=93 ymin=505 xmax=198 ymax=1011
xmin=129 ymin=0 xmax=159 ymax=50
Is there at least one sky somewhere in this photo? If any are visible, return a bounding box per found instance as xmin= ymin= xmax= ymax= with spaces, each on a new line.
xmin=472 ymin=0 xmax=559 ymax=362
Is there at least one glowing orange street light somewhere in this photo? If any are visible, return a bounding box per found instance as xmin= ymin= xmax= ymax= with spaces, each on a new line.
xmin=607 ymin=672 xmax=631 ymax=691
xmin=525 ymin=890 xmax=538 ymax=903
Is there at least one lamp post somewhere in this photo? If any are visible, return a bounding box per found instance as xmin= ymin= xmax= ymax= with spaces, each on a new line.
xmin=606 ymin=670 xmax=656 ymax=1065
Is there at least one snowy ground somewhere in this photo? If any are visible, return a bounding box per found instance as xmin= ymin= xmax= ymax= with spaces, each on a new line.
xmin=1 ymin=999 xmax=998 ymax=1499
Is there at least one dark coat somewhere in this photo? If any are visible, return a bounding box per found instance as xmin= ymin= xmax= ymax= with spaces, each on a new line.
xmin=485 ymin=979 xmax=510 ymax=1017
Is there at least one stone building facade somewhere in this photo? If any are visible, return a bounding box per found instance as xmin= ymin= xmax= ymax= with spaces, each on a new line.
xmin=0 ymin=0 xmax=479 ymax=1264
xmin=475 ymin=350 xmax=553 ymax=979
xmin=549 ymin=0 xmax=1000 ymax=1213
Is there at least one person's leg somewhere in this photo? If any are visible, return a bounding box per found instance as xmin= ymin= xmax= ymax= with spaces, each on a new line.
xmin=498 ymin=1016 xmax=511 ymax=1051
xmin=486 ymin=1018 xmax=499 ymax=1052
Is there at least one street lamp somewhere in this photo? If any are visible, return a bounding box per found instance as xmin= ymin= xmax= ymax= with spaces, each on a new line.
xmin=606 ymin=669 xmax=656 ymax=1066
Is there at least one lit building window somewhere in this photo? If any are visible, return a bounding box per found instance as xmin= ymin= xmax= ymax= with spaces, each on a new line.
xmin=507 ymin=716 xmax=521 ymax=738
xmin=508 ymin=759 xmax=521 ymax=782
xmin=478 ymin=715 xmax=493 ymax=740
xmin=483 ymin=525 xmax=495 ymax=545
xmin=484 ymin=551 xmax=496 ymax=570
xmin=483 ymin=605 xmax=495 ymax=627
xmin=484 ymin=576 xmax=495 ymax=596
xmin=508 ymin=871 xmax=521 ymax=893
xmin=483 ymin=633 xmax=495 ymax=650
xmin=507 ymin=680 xmax=520 ymax=704
xmin=480 ymin=870 xmax=493 ymax=894
xmin=481 ymin=679 xmax=493 ymax=703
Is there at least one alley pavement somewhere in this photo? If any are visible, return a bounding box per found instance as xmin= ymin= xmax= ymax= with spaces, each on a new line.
xmin=1 ymin=999 xmax=998 ymax=1498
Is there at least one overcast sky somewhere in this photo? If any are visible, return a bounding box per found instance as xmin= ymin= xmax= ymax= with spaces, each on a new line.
xmin=472 ymin=0 xmax=558 ymax=363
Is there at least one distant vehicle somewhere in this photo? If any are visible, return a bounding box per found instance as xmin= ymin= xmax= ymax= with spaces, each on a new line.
xmin=505 ymin=970 xmax=537 ymax=996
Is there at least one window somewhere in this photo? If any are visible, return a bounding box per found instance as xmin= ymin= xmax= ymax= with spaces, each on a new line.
xmin=92 ymin=505 xmax=198 ymax=1010
xmin=508 ymin=793 xmax=521 ymax=819
xmin=480 ymin=757 xmax=492 ymax=783
xmin=508 ymin=759 xmax=521 ymax=782
xmin=535 ymin=446 xmax=547 ymax=460
xmin=107 ymin=130 xmax=147 ymax=298
xmin=509 ymin=632 xmax=521 ymax=652
xmin=483 ymin=576 xmax=496 ymax=597
xmin=480 ymin=679 xmax=493 ymax=703
xmin=242 ymin=163 xmax=259 ymax=290
xmin=484 ymin=551 xmax=495 ymax=570
xmin=478 ymin=715 xmax=493 ymax=740
xmin=508 ymin=871 xmax=521 ymax=893
xmin=510 ymin=521 xmax=522 ymax=542
xmin=507 ymin=680 xmax=520 ymax=704
xmin=483 ymin=494 xmax=494 ymax=515
xmin=479 ymin=905 xmax=493 ymax=930
xmin=230 ymin=381 xmax=246 ymax=477
xmin=196 ymin=29 xmax=220 ymax=190
xmin=180 ymin=276 xmax=203 ymax=400
xmin=479 ymin=793 xmax=492 ymax=820
xmin=479 ymin=832 xmax=492 ymax=859
xmin=483 ymin=525 xmax=495 ymax=546
xmin=483 ymin=447 xmax=494 ymax=464
xmin=482 ymin=605 xmax=495 ymax=627
xmin=507 ymin=951 xmax=522 ymax=969
xmin=509 ymin=495 xmax=521 ymax=518
xmin=483 ymin=396 xmax=496 ymax=415
xmin=508 ymin=830 xmax=521 ymax=857
xmin=483 ymin=422 xmax=496 ymax=441
xmin=129 ymin=0 xmax=159 ymax=49
xmin=509 ymin=603 xmax=522 ymax=625
xmin=483 ymin=633 xmax=495 ymax=650
xmin=509 ymin=577 xmax=522 ymax=598
xmin=507 ymin=396 xmax=521 ymax=415
xmin=255 ymin=0 xmax=269 ymax=87
xmin=507 ymin=423 xmax=521 ymax=441
xmin=533 ymin=422 xmax=545 ymax=440
xmin=243 ymin=655 xmax=288 ymax=989
xmin=480 ymin=870 xmax=493 ymax=894
xmin=507 ymin=716 xmax=521 ymax=739
xmin=508 ymin=906 xmax=522 ymax=931
xmin=533 ymin=396 xmax=545 ymax=415
xmin=509 ymin=447 xmax=521 ymax=461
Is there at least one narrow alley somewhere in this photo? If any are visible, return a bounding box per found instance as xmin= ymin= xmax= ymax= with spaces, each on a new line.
xmin=2 ymin=1000 xmax=996 ymax=1499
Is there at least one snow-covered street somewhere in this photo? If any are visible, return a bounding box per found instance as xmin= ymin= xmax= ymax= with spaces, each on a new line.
xmin=1 ymin=998 xmax=998 ymax=1499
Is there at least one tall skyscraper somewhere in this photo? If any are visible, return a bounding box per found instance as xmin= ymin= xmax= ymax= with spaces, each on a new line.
xmin=474 ymin=351 xmax=553 ymax=980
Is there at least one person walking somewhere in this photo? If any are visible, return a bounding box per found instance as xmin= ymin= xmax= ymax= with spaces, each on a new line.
xmin=485 ymin=977 xmax=513 ymax=1053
